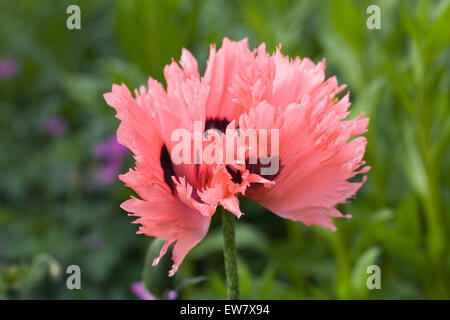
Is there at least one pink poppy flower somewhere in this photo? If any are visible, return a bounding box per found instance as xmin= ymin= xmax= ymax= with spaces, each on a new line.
xmin=103 ymin=39 xmax=255 ymax=276
xmin=104 ymin=38 xmax=368 ymax=276
xmin=230 ymin=43 xmax=370 ymax=231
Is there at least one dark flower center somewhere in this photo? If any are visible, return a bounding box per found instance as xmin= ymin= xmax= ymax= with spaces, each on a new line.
xmin=205 ymin=118 xmax=244 ymax=184
xmin=160 ymin=145 xmax=176 ymax=194
xmin=159 ymin=145 xmax=204 ymax=203
xmin=205 ymin=117 xmax=229 ymax=134
xmin=247 ymin=157 xmax=281 ymax=181
xmin=159 ymin=118 xmax=280 ymax=195
xmin=226 ymin=166 xmax=243 ymax=184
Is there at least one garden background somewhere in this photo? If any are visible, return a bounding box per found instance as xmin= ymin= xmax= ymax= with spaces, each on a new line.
xmin=0 ymin=0 xmax=449 ymax=299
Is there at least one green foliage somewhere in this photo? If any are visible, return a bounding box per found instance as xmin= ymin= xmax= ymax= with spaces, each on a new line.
xmin=0 ymin=0 xmax=448 ymax=299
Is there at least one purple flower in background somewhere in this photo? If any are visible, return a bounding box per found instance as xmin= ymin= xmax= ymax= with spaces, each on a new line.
xmin=130 ymin=282 xmax=178 ymax=300
xmin=130 ymin=282 xmax=155 ymax=300
xmin=93 ymin=135 xmax=128 ymax=160
xmin=163 ymin=289 xmax=178 ymax=300
xmin=96 ymin=161 xmax=121 ymax=185
xmin=0 ymin=57 xmax=19 ymax=80
xmin=88 ymin=235 xmax=104 ymax=250
xmin=93 ymin=135 xmax=128 ymax=185
xmin=43 ymin=116 xmax=68 ymax=136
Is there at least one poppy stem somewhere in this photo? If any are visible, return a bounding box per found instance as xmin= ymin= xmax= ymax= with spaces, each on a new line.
xmin=221 ymin=206 xmax=239 ymax=300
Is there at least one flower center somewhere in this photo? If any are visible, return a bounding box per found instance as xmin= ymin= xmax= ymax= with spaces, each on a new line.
xmin=204 ymin=117 xmax=229 ymax=134
xmin=205 ymin=118 xmax=244 ymax=185
xmin=226 ymin=166 xmax=243 ymax=184
xmin=160 ymin=145 xmax=176 ymax=194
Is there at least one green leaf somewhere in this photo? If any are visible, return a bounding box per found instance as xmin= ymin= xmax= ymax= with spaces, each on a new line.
xmin=361 ymin=217 xmax=428 ymax=273
xmin=402 ymin=121 xmax=428 ymax=198
xmin=260 ymin=265 xmax=276 ymax=299
xmin=394 ymin=196 xmax=422 ymax=243
xmin=115 ymin=0 xmax=199 ymax=80
xmin=0 ymin=272 xmax=6 ymax=299
xmin=350 ymin=77 xmax=386 ymax=119
xmin=423 ymin=3 xmax=450 ymax=60
xmin=175 ymin=276 xmax=208 ymax=291
xmin=237 ymin=258 xmax=253 ymax=298
xmin=142 ymin=238 xmax=174 ymax=296
xmin=319 ymin=30 xmax=363 ymax=90
xmin=208 ymin=271 xmax=227 ymax=297
xmin=330 ymin=0 xmax=365 ymax=52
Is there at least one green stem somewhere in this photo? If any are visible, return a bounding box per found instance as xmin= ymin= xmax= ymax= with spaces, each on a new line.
xmin=221 ymin=206 xmax=239 ymax=300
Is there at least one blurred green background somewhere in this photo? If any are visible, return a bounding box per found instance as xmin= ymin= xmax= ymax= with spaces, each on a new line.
xmin=0 ymin=0 xmax=449 ymax=299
